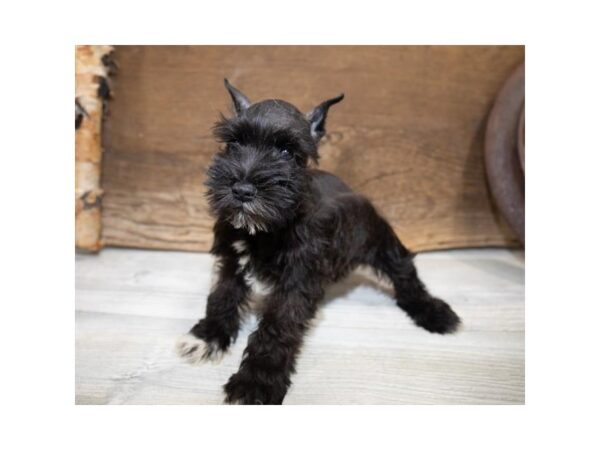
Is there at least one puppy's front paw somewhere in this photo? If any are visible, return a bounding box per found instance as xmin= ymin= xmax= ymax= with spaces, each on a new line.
xmin=224 ymin=369 xmax=288 ymax=405
xmin=412 ymin=297 xmax=461 ymax=334
xmin=175 ymin=333 xmax=225 ymax=365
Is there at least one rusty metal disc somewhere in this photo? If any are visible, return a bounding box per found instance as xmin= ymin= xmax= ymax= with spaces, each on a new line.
xmin=484 ymin=62 xmax=525 ymax=244
xmin=518 ymin=101 xmax=525 ymax=173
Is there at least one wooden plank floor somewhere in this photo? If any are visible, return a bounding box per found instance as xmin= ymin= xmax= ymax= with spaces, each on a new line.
xmin=75 ymin=248 xmax=524 ymax=405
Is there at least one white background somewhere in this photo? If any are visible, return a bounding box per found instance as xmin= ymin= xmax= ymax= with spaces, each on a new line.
xmin=1 ymin=1 xmax=599 ymax=449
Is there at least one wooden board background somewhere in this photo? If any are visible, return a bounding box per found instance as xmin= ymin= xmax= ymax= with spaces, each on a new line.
xmin=102 ymin=45 xmax=524 ymax=252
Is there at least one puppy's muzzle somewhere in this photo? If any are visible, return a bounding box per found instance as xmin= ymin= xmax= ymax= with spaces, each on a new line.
xmin=231 ymin=182 xmax=257 ymax=203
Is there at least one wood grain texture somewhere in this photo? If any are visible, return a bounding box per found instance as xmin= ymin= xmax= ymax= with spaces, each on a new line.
xmin=75 ymin=248 xmax=524 ymax=405
xmin=101 ymin=46 xmax=524 ymax=252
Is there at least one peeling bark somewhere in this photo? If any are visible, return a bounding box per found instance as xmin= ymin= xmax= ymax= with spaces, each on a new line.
xmin=75 ymin=45 xmax=113 ymax=251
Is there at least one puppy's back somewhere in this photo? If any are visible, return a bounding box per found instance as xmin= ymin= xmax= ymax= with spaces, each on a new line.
xmin=308 ymin=169 xmax=353 ymax=198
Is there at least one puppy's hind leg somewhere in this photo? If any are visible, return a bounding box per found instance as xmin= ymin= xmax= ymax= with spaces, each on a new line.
xmin=367 ymin=219 xmax=461 ymax=334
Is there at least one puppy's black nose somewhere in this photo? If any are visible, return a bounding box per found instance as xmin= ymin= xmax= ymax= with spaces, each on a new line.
xmin=231 ymin=182 xmax=257 ymax=202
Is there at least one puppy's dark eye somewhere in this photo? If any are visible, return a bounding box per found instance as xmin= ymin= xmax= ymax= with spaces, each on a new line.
xmin=279 ymin=148 xmax=292 ymax=160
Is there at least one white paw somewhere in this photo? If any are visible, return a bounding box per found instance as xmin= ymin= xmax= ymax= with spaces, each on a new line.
xmin=175 ymin=333 xmax=225 ymax=365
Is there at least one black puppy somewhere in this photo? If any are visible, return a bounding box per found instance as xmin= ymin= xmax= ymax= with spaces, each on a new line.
xmin=176 ymin=79 xmax=461 ymax=404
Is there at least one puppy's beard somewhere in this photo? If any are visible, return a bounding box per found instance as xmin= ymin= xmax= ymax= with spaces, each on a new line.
xmin=230 ymin=202 xmax=268 ymax=235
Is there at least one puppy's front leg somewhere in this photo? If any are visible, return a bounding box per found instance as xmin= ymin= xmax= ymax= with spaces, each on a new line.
xmin=177 ymin=253 xmax=250 ymax=364
xmin=224 ymin=284 xmax=322 ymax=404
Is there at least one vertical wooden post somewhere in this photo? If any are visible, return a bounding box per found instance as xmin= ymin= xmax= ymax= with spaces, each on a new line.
xmin=75 ymin=45 xmax=113 ymax=251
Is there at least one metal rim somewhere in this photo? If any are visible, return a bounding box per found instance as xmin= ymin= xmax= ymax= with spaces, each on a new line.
xmin=484 ymin=62 xmax=525 ymax=244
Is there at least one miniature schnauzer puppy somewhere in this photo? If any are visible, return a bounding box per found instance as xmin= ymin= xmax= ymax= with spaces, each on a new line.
xmin=177 ymin=79 xmax=461 ymax=404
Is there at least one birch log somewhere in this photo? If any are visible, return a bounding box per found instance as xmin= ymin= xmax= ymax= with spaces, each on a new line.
xmin=75 ymin=45 xmax=113 ymax=251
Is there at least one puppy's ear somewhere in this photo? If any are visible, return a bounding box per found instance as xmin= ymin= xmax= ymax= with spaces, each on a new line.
xmin=306 ymin=93 xmax=344 ymax=141
xmin=224 ymin=79 xmax=251 ymax=114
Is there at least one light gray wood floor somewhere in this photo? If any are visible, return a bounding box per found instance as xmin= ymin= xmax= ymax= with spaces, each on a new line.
xmin=76 ymin=247 xmax=524 ymax=405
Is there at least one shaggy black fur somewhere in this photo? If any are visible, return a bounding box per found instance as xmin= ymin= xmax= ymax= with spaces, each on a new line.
xmin=180 ymin=80 xmax=461 ymax=404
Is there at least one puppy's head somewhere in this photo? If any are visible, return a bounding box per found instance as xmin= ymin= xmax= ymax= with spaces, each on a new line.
xmin=205 ymin=79 xmax=343 ymax=234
